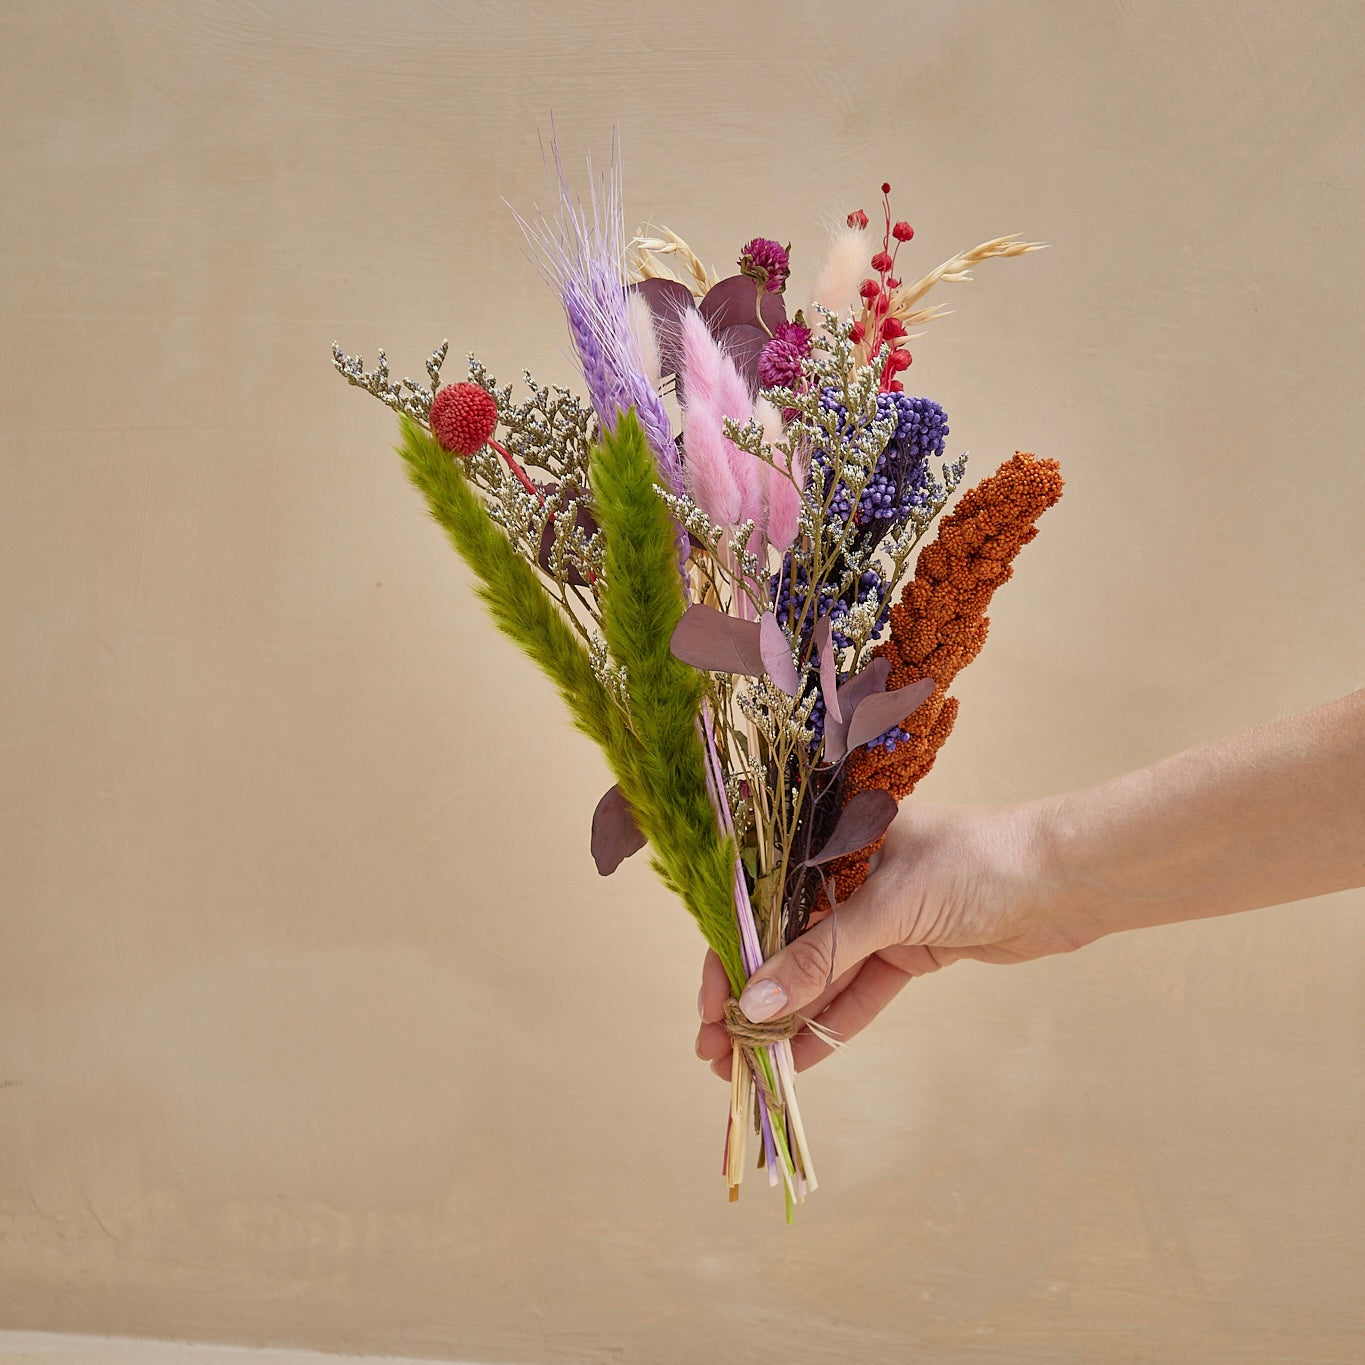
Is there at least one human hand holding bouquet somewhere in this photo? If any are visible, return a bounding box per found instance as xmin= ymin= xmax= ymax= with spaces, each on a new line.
xmin=697 ymin=799 xmax=1089 ymax=1079
xmin=333 ymin=146 xmax=1059 ymax=1215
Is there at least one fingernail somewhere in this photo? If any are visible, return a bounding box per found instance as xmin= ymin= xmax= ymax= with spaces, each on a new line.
xmin=738 ymin=978 xmax=787 ymax=1023
xmin=697 ymin=986 xmax=705 ymax=1020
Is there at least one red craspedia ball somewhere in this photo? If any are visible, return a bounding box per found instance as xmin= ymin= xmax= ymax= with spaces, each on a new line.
xmin=430 ymin=382 xmax=498 ymax=456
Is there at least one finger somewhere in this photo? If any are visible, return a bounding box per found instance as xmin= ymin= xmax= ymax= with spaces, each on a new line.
xmin=806 ymin=958 xmax=865 ymax=1013
xmin=790 ymin=952 xmax=917 ymax=1071
xmin=708 ymin=953 xmax=893 ymax=1079
xmin=694 ymin=1019 xmax=731 ymax=1063
xmin=699 ymin=948 xmax=731 ymax=1024
xmin=733 ymin=880 xmax=898 ymax=1022
xmin=699 ymin=960 xmax=863 ymax=1066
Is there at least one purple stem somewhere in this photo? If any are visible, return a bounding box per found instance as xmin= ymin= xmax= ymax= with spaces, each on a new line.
xmin=697 ymin=702 xmax=780 ymax=1176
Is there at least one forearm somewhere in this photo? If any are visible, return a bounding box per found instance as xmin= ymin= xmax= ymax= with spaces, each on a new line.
xmin=1042 ymin=689 xmax=1365 ymax=940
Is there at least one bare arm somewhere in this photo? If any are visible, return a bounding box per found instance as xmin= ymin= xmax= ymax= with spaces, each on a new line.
xmin=1050 ymin=687 xmax=1365 ymax=938
xmin=696 ymin=689 xmax=1365 ymax=1076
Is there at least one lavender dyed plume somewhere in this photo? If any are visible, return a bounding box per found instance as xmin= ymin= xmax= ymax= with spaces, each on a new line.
xmin=514 ymin=135 xmax=682 ymax=497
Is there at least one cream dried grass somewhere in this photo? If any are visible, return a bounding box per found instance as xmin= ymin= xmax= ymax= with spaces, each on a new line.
xmin=807 ymin=225 xmax=871 ymax=333
xmin=890 ymin=234 xmax=1046 ymax=319
xmin=627 ymin=226 xmax=719 ymax=297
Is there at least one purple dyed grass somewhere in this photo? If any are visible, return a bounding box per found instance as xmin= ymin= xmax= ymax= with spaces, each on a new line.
xmin=514 ymin=133 xmax=683 ymax=497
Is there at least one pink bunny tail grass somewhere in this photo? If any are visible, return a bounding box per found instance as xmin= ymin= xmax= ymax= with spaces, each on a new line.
xmin=751 ymin=396 xmax=805 ymax=554
xmin=625 ymin=289 xmax=662 ymax=392
xmin=713 ymin=340 xmax=763 ymax=531
xmin=765 ymin=447 xmax=807 ymax=552
xmin=684 ymin=406 xmax=742 ymax=526
xmin=679 ymin=307 xmax=724 ymax=412
xmin=681 ymin=310 xmax=767 ymax=533
xmin=808 ymin=225 xmax=869 ymax=332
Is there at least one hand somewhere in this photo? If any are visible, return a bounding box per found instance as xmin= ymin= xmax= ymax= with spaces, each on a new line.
xmin=698 ymin=690 xmax=1365 ymax=1077
xmin=695 ymin=799 xmax=1091 ymax=1078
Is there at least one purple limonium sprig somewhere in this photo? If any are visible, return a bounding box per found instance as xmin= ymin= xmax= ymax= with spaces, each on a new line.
xmin=514 ymin=133 xmax=683 ymax=497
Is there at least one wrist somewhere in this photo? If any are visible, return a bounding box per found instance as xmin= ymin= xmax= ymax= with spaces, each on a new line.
xmin=1027 ymin=792 xmax=1120 ymax=952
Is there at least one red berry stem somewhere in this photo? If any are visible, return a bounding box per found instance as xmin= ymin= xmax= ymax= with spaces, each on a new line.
xmin=429 ymin=382 xmax=544 ymax=506
xmin=848 ymin=183 xmax=916 ymax=392
xmin=489 ymin=438 xmax=545 ymax=505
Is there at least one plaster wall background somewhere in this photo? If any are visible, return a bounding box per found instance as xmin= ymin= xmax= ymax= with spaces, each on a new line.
xmin=2 ymin=2 xmax=1363 ymax=1361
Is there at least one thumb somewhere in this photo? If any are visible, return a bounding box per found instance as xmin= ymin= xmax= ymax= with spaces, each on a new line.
xmin=735 ymin=880 xmax=898 ymax=1023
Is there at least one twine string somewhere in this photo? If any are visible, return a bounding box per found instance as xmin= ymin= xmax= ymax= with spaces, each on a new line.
xmin=722 ymin=999 xmax=802 ymax=1047
xmin=723 ymin=999 xmax=802 ymax=1115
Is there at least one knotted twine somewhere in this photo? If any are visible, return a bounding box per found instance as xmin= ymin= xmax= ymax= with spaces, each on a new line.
xmin=723 ymin=999 xmax=802 ymax=1112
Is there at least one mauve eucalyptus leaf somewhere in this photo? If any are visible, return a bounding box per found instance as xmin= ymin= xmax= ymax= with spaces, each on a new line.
xmin=758 ymin=610 xmax=799 ymax=696
xmin=813 ymin=616 xmax=841 ymax=724
xmin=713 ymin=323 xmax=768 ymax=396
xmin=836 ymin=656 xmax=891 ymax=713
xmin=804 ymin=789 xmax=898 ymax=866
xmin=821 ymin=657 xmax=891 ymax=764
xmin=845 ymin=677 xmax=937 ymax=752
xmin=699 ymin=274 xmax=787 ymax=336
xmin=629 ymin=277 xmax=696 ymax=378
xmin=590 ymin=784 xmax=647 ymax=876
xmin=669 ymin=603 xmax=766 ymax=676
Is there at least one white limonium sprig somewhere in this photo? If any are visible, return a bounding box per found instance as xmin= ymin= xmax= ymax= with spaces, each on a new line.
xmin=588 ymin=636 xmax=629 ymax=708
xmin=737 ymin=675 xmax=805 ymax=750
xmin=331 ymin=340 xmax=449 ymax=423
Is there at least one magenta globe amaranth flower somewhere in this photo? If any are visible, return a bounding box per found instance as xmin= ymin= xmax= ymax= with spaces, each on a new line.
xmin=757 ymin=321 xmax=814 ymax=389
xmin=738 ymin=237 xmax=791 ymax=294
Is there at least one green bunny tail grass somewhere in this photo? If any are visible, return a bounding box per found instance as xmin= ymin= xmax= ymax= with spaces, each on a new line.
xmin=396 ymin=418 xmax=628 ymax=757
xmin=397 ymin=415 xmax=744 ymax=988
xmin=590 ymin=412 xmax=745 ymax=990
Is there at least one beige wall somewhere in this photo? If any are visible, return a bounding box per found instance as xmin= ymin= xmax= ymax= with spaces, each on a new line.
xmin=3 ymin=1 xmax=1363 ymax=1360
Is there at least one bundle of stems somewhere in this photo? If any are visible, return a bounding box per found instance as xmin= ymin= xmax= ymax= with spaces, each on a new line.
xmin=332 ymin=155 xmax=1051 ymax=1215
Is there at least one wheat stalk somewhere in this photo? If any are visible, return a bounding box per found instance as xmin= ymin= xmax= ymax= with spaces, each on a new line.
xmin=891 ymin=234 xmax=1046 ymax=317
xmin=627 ymin=226 xmax=720 ymax=297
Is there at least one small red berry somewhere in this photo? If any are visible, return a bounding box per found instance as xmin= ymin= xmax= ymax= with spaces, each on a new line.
xmin=885 ymin=347 xmax=913 ymax=372
xmin=881 ymin=317 xmax=906 ymax=339
xmin=430 ymin=382 xmax=498 ymax=456
xmin=870 ymin=250 xmax=894 ymax=273
xmin=881 ymin=181 xmax=892 ymax=195
xmin=886 ymin=276 xmax=901 ymax=289
xmin=849 ymin=321 xmax=867 ymax=343
xmin=858 ymin=278 xmax=882 ymax=302
xmin=846 ymin=209 xmax=869 ymax=230
xmin=892 ymin=221 xmax=914 ymax=243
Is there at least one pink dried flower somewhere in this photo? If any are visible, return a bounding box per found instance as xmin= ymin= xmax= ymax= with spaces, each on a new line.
xmin=757 ymin=338 xmax=804 ymax=390
xmin=738 ymin=237 xmax=791 ymax=294
xmin=756 ymin=321 xmax=813 ymax=390
xmin=847 ymin=209 xmax=870 ymax=230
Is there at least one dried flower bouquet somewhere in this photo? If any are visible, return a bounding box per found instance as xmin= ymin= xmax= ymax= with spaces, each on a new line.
xmin=334 ymin=147 xmax=1060 ymax=1216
